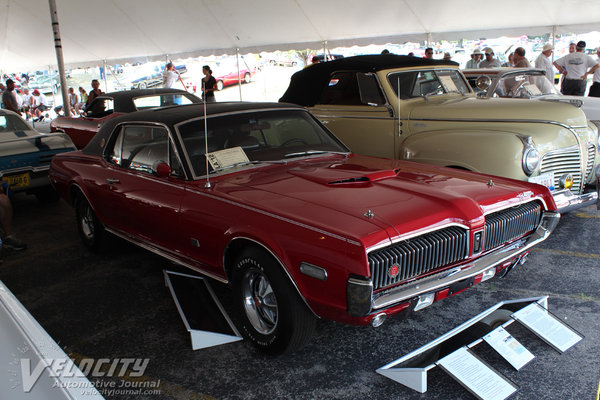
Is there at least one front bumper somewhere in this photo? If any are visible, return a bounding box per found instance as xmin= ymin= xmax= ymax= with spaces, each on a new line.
xmin=552 ymin=188 xmax=598 ymax=214
xmin=347 ymin=211 xmax=560 ymax=316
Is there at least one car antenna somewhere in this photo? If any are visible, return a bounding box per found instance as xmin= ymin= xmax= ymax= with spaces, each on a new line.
xmin=397 ymin=76 xmax=402 ymax=137
xmin=203 ymin=80 xmax=212 ymax=189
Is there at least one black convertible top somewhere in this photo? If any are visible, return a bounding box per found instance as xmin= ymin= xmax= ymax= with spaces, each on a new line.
xmin=96 ymin=88 xmax=200 ymax=113
xmin=279 ymin=54 xmax=458 ymax=107
xmin=82 ymin=102 xmax=305 ymax=156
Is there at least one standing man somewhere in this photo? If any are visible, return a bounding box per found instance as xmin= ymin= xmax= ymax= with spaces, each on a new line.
xmin=479 ymin=47 xmax=501 ymax=68
xmin=162 ymin=62 xmax=180 ymax=88
xmin=513 ymin=47 xmax=532 ymax=68
xmin=465 ymin=48 xmax=483 ymax=69
xmin=424 ymin=48 xmax=434 ymax=59
xmin=1 ymin=79 xmax=20 ymax=114
xmin=553 ymin=41 xmax=599 ymax=96
xmin=535 ymin=43 xmax=554 ymax=82
xmin=589 ymin=47 xmax=600 ymax=97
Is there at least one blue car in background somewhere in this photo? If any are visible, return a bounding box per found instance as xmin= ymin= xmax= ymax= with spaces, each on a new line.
xmin=0 ymin=109 xmax=75 ymax=202
xmin=130 ymin=63 xmax=187 ymax=89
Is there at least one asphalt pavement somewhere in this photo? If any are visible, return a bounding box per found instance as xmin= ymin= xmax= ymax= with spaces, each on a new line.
xmin=1 ymin=186 xmax=599 ymax=399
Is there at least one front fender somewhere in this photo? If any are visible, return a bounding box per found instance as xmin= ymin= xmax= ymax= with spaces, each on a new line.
xmin=400 ymin=129 xmax=529 ymax=181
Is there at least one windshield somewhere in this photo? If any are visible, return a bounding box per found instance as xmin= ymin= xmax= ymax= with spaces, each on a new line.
xmin=176 ymin=109 xmax=349 ymax=177
xmin=493 ymin=72 xmax=558 ymax=98
xmin=388 ymin=69 xmax=471 ymax=99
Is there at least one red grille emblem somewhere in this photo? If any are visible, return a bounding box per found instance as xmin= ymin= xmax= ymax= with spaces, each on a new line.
xmin=389 ymin=265 xmax=399 ymax=278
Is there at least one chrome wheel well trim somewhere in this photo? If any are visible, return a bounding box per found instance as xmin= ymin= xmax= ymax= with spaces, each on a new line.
xmin=223 ymin=236 xmax=319 ymax=318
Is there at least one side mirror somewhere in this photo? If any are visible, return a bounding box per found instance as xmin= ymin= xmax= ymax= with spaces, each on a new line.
xmin=152 ymin=161 xmax=171 ymax=178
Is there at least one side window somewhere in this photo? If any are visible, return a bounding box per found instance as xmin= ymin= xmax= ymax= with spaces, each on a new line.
xmin=106 ymin=125 xmax=173 ymax=176
xmin=388 ymin=71 xmax=418 ymax=99
xmin=357 ymin=73 xmax=385 ymax=105
xmin=318 ymin=72 xmax=362 ymax=105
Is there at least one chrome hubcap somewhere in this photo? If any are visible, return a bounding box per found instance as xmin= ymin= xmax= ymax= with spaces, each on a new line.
xmin=242 ymin=268 xmax=278 ymax=335
xmin=81 ymin=206 xmax=94 ymax=239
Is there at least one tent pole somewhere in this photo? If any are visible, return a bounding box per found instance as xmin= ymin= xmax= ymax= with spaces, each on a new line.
xmin=236 ymin=48 xmax=242 ymax=101
xmin=103 ymin=59 xmax=108 ymax=92
xmin=551 ymin=25 xmax=556 ymax=64
xmin=47 ymin=0 xmax=70 ymax=116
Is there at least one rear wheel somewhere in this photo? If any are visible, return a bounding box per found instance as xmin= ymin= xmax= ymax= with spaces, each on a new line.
xmin=75 ymin=195 xmax=106 ymax=252
xmin=138 ymin=82 xmax=147 ymax=89
xmin=232 ymin=247 xmax=316 ymax=355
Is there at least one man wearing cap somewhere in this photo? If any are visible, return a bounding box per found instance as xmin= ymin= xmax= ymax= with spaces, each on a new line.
xmin=466 ymin=48 xmax=483 ymax=69
xmin=479 ymin=47 xmax=501 ymax=68
xmin=535 ymin=44 xmax=554 ymax=82
xmin=1 ymin=79 xmax=20 ymax=114
xmin=31 ymin=89 xmax=49 ymax=121
xmin=553 ymin=40 xmax=599 ymax=96
xmin=589 ymin=47 xmax=600 ymax=97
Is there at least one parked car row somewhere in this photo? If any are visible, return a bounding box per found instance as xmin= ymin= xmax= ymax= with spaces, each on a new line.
xmin=4 ymin=55 xmax=598 ymax=356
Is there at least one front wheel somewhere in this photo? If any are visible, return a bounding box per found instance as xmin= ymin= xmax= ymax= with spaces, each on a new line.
xmin=232 ymin=247 xmax=316 ymax=355
xmin=75 ymin=195 xmax=106 ymax=252
xmin=243 ymin=72 xmax=251 ymax=84
xmin=138 ymin=82 xmax=147 ymax=89
xmin=216 ymin=80 xmax=224 ymax=91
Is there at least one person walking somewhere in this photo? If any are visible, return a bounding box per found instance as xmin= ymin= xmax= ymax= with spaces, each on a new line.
xmin=553 ymin=41 xmax=599 ymax=96
xmin=589 ymin=47 xmax=600 ymax=97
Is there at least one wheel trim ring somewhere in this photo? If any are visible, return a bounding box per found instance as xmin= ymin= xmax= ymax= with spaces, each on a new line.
xmin=81 ymin=206 xmax=95 ymax=239
xmin=241 ymin=268 xmax=278 ymax=335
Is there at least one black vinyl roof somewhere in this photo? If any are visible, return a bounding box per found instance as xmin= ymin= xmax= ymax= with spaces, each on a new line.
xmin=96 ymin=88 xmax=200 ymax=113
xmin=82 ymin=102 xmax=304 ymax=156
xmin=279 ymin=54 xmax=458 ymax=107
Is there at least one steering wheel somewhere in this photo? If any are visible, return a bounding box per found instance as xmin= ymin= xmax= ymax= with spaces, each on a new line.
xmin=281 ymin=138 xmax=309 ymax=147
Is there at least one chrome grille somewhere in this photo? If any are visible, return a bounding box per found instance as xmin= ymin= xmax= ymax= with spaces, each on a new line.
xmin=483 ymin=202 xmax=542 ymax=252
xmin=585 ymin=143 xmax=596 ymax=182
xmin=539 ymin=147 xmax=582 ymax=194
xmin=368 ymin=226 xmax=468 ymax=291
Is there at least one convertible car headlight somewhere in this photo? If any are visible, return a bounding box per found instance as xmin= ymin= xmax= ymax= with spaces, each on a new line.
xmin=522 ymin=147 xmax=540 ymax=176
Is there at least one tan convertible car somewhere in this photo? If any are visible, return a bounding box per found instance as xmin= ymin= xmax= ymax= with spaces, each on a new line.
xmin=280 ymin=55 xmax=599 ymax=213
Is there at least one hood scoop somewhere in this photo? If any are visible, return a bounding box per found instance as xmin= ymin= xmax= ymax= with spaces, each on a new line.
xmin=328 ymin=169 xmax=400 ymax=185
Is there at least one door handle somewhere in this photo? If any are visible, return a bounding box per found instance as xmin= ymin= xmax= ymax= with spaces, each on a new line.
xmin=106 ymin=178 xmax=120 ymax=184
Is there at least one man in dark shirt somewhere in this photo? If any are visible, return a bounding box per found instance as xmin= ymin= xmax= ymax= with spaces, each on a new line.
xmin=1 ymin=79 xmax=20 ymax=114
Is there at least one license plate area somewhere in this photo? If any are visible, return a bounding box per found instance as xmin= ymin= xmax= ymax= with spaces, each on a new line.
xmin=528 ymin=172 xmax=554 ymax=190
xmin=2 ymin=172 xmax=30 ymax=189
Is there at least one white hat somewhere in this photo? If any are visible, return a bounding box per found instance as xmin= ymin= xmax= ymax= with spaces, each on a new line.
xmin=472 ymin=47 xmax=483 ymax=55
xmin=542 ymin=43 xmax=553 ymax=52
xmin=484 ymin=47 xmax=494 ymax=55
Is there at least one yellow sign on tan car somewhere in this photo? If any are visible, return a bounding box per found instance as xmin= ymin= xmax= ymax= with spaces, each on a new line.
xmin=2 ymin=172 xmax=30 ymax=189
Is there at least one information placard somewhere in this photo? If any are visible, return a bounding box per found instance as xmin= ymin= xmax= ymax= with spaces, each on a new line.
xmin=484 ymin=326 xmax=535 ymax=370
xmin=206 ymin=147 xmax=249 ymax=171
xmin=511 ymin=303 xmax=583 ymax=353
xmin=437 ymin=347 xmax=518 ymax=400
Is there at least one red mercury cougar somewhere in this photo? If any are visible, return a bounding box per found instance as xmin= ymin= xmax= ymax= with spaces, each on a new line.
xmin=49 ymin=102 xmax=560 ymax=354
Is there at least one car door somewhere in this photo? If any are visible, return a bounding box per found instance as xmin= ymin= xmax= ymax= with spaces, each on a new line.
xmin=97 ymin=123 xmax=186 ymax=251
xmin=309 ymin=71 xmax=397 ymax=158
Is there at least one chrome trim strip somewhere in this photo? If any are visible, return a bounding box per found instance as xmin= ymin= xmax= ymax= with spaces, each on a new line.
xmin=0 ymin=165 xmax=50 ymax=175
xmin=482 ymin=196 xmax=549 ymax=216
xmin=367 ymin=222 xmax=470 ymax=253
xmin=105 ymin=227 xmax=229 ymax=284
xmin=184 ymin=187 xmax=363 ymax=246
xmin=371 ymin=211 xmax=560 ymax=310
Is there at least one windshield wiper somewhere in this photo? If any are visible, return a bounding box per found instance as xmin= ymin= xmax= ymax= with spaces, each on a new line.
xmin=209 ymin=160 xmax=286 ymax=174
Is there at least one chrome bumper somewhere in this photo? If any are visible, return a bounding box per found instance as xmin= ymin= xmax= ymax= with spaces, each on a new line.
xmin=370 ymin=211 xmax=560 ymax=311
xmin=551 ymin=189 xmax=598 ymax=214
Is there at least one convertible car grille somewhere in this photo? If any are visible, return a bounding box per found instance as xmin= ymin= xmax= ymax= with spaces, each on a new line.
xmin=482 ymin=201 xmax=542 ymax=252
xmin=539 ymin=147 xmax=582 ymax=194
xmin=369 ymin=226 xmax=469 ymax=291
xmin=585 ymin=143 xmax=596 ymax=182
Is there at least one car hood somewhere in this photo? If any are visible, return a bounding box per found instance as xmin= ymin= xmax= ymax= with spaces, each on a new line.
xmin=0 ymin=129 xmax=75 ymax=159
xmin=409 ymin=96 xmax=588 ymax=127
xmin=214 ymin=154 xmax=552 ymax=249
xmin=536 ymin=94 xmax=600 ymax=122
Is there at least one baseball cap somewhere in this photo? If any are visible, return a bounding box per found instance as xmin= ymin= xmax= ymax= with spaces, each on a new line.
xmin=32 ymin=89 xmax=40 ymax=95
xmin=484 ymin=47 xmax=494 ymax=55
xmin=542 ymin=43 xmax=553 ymax=52
xmin=576 ymin=40 xmax=586 ymax=50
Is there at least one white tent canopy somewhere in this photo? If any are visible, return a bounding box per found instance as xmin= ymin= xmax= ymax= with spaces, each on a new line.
xmin=2 ymin=0 xmax=600 ymax=71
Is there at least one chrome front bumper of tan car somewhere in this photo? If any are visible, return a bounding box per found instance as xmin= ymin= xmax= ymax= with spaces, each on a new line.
xmin=551 ymin=189 xmax=598 ymax=214
xmin=347 ymin=211 xmax=560 ymax=317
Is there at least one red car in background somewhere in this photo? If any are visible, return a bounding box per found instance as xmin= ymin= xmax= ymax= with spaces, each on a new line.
xmin=49 ymin=102 xmax=559 ymax=355
xmin=50 ymin=88 xmax=200 ymax=149
xmin=186 ymin=62 xmax=256 ymax=92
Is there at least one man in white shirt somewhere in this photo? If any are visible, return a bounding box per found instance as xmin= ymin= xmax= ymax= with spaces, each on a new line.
xmin=589 ymin=47 xmax=600 ymax=97
xmin=20 ymin=88 xmax=33 ymax=120
xmin=479 ymin=47 xmax=501 ymax=68
xmin=31 ymin=89 xmax=49 ymax=121
xmin=162 ymin=63 xmax=180 ymax=88
xmin=465 ymin=48 xmax=483 ymax=69
xmin=553 ymin=40 xmax=599 ymax=96
xmin=534 ymin=44 xmax=554 ymax=82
